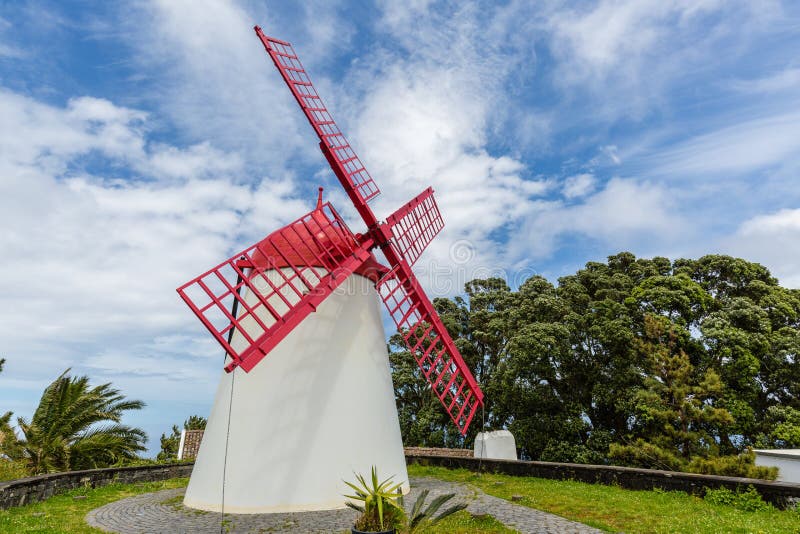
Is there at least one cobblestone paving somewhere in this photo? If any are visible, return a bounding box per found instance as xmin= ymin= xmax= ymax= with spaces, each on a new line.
xmin=86 ymin=477 xmax=602 ymax=533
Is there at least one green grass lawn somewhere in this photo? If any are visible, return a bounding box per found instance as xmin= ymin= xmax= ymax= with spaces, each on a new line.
xmin=416 ymin=510 xmax=515 ymax=533
xmin=407 ymin=464 xmax=800 ymax=534
xmin=2 ymin=466 xmax=797 ymax=533
xmin=0 ymin=478 xmax=189 ymax=533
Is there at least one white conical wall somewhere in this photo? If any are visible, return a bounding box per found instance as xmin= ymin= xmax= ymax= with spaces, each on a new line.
xmin=183 ymin=273 xmax=409 ymax=513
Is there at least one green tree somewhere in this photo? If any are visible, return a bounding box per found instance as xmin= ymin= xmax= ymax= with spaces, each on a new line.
xmin=3 ymin=370 xmax=146 ymax=474
xmin=610 ymin=314 xmax=733 ymax=469
xmin=157 ymin=415 xmax=207 ymax=461
xmin=756 ymin=406 xmax=800 ymax=448
xmin=0 ymin=358 xmax=20 ymax=460
xmin=389 ymin=252 xmax=798 ymax=477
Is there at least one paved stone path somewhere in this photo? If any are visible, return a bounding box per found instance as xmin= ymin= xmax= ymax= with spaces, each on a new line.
xmin=86 ymin=477 xmax=602 ymax=533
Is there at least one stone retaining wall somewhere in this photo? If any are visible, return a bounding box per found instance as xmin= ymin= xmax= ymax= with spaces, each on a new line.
xmin=6 ymin=455 xmax=800 ymax=510
xmin=404 ymin=447 xmax=473 ymax=458
xmin=0 ymin=462 xmax=194 ymax=510
xmin=406 ymin=454 xmax=800 ymax=509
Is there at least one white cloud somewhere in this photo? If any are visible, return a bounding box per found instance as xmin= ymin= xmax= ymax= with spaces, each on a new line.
xmin=514 ymin=178 xmax=684 ymax=260
xmin=540 ymin=0 xmax=781 ymax=121
xmin=0 ymin=88 xmax=307 ymax=422
xmin=731 ymin=66 xmax=800 ymax=94
xmin=724 ymin=209 xmax=800 ymax=288
xmin=0 ymin=15 xmax=25 ymax=58
xmin=122 ymin=0 xmax=307 ymax=170
xmin=562 ymin=173 xmax=596 ymax=199
xmin=643 ymin=110 xmax=800 ymax=177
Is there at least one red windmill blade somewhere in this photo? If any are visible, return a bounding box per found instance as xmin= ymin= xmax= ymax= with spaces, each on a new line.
xmin=177 ymin=27 xmax=484 ymax=436
xmin=177 ymin=196 xmax=385 ymax=373
xmin=255 ymin=26 xmax=483 ymax=434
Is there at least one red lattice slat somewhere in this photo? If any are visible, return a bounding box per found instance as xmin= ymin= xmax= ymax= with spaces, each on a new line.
xmin=377 ymin=267 xmax=483 ymax=435
xmin=385 ymin=187 xmax=444 ymax=267
xmin=255 ymin=27 xmax=380 ymax=206
xmin=177 ymin=203 xmax=371 ymax=373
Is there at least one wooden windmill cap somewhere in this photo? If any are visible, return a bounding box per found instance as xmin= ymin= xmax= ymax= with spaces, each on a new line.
xmin=250 ymin=188 xmax=386 ymax=282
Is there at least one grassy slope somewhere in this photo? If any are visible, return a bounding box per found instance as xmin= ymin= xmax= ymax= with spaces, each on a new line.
xmin=0 ymin=478 xmax=189 ymax=533
xmin=408 ymin=464 xmax=800 ymax=534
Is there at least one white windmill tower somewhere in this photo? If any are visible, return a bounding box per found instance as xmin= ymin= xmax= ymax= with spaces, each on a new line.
xmin=175 ymin=26 xmax=484 ymax=514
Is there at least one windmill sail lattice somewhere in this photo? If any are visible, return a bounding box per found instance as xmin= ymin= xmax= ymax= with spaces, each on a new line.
xmin=378 ymin=268 xmax=482 ymax=433
xmin=178 ymin=26 xmax=484 ymax=436
xmin=256 ymin=29 xmax=380 ymax=205
xmin=177 ymin=202 xmax=374 ymax=373
xmin=385 ymin=187 xmax=444 ymax=268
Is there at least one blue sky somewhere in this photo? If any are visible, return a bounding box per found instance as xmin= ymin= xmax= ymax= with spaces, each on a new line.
xmin=1 ymin=0 xmax=800 ymax=455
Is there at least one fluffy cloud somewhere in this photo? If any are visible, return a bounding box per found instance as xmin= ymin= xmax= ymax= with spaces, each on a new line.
xmin=540 ymin=0 xmax=781 ymax=122
xmin=562 ymin=173 xmax=596 ymax=199
xmin=336 ymin=2 xmax=552 ymax=290
xmin=724 ymin=209 xmax=800 ymax=288
xmin=513 ymin=178 xmax=684 ymax=260
xmin=0 ymin=88 xmax=307 ymax=416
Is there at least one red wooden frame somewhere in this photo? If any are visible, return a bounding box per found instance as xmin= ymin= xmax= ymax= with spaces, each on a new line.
xmin=385 ymin=187 xmax=445 ymax=267
xmin=177 ymin=27 xmax=485 ymax=436
xmin=177 ymin=203 xmax=373 ymax=373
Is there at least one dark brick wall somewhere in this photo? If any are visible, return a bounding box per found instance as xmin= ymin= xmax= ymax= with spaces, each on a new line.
xmin=406 ymin=454 xmax=800 ymax=509
xmin=0 ymin=462 xmax=194 ymax=510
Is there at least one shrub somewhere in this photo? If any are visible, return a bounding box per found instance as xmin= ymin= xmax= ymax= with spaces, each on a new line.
xmin=687 ymin=451 xmax=778 ymax=480
xmin=0 ymin=459 xmax=28 ymax=481
xmin=703 ymin=485 xmax=773 ymax=512
xmin=608 ymin=440 xmax=684 ymax=471
xmin=540 ymin=440 xmax=607 ymax=465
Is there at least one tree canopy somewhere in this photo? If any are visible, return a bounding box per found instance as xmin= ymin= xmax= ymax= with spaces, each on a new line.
xmin=0 ymin=370 xmax=147 ymax=474
xmin=391 ymin=253 xmax=799 ymax=478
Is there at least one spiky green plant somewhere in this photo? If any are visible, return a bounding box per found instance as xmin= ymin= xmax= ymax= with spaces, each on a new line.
xmin=344 ymin=466 xmax=406 ymax=532
xmin=5 ymin=369 xmax=146 ymax=474
xmin=399 ymin=489 xmax=467 ymax=533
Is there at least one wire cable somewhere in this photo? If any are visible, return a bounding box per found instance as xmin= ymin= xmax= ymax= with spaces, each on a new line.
xmin=219 ymin=368 xmax=235 ymax=533
xmin=220 ymin=272 xmax=243 ymax=533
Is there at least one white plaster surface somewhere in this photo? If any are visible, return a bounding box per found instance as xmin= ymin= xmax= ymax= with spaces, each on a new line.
xmin=183 ymin=272 xmax=409 ymax=513
xmin=754 ymin=449 xmax=800 ymax=483
xmin=474 ymin=430 xmax=517 ymax=460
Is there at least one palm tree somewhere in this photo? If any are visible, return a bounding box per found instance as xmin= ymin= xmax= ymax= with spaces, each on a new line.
xmin=9 ymin=370 xmax=147 ymax=474
xmin=0 ymin=358 xmax=18 ymax=459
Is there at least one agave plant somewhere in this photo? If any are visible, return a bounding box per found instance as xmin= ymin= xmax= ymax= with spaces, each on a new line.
xmin=399 ymin=489 xmax=466 ymax=533
xmin=344 ymin=466 xmax=406 ymax=532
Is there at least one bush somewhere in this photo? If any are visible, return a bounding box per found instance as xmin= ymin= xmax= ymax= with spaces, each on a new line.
xmin=0 ymin=459 xmax=29 ymax=481
xmin=687 ymin=451 xmax=778 ymax=480
xmin=540 ymin=440 xmax=607 ymax=465
xmin=608 ymin=440 xmax=684 ymax=471
xmin=703 ymin=485 xmax=773 ymax=512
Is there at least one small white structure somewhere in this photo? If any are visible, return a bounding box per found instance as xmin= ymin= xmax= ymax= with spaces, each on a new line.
xmin=474 ymin=430 xmax=517 ymax=460
xmin=183 ymin=273 xmax=409 ymax=513
xmin=754 ymin=449 xmax=800 ymax=483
